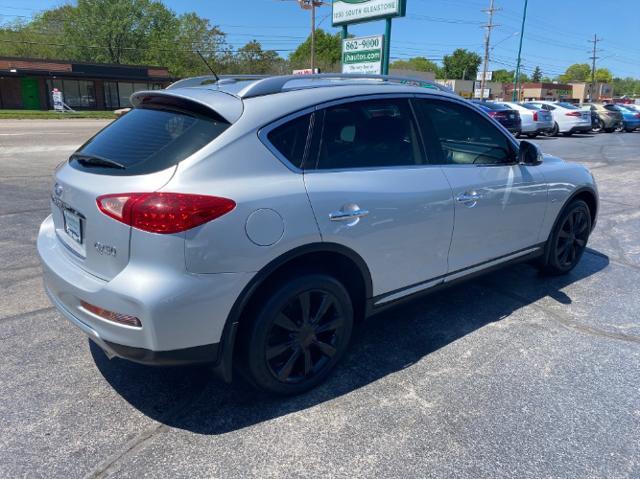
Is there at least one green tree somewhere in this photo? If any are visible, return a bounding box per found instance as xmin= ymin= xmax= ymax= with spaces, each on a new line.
xmin=390 ymin=57 xmax=440 ymax=76
xmin=229 ymin=40 xmax=286 ymax=74
xmin=559 ymin=63 xmax=591 ymax=83
xmin=441 ymin=49 xmax=482 ymax=80
xmin=612 ymin=77 xmax=640 ymax=96
xmin=0 ymin=0 xmax=231 ymax=77
xmin=595 ymin=68 xmax=613 ymax=83
xmin=289 ymin=29 xmax=342 ymax=72
xmin=491 ymin=69 xmax=514 ymax=83
xmin=531 ymin=66 xmax=542 ymax=82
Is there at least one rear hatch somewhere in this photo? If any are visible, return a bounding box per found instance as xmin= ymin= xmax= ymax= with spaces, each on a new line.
xmin=50 ymin=91 xmax=239 ymax=280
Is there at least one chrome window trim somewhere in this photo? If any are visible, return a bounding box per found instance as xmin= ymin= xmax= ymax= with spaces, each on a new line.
xmin=257 ymin=106 xmax=316 ymax=174
xmin=307 ymin=93 xmax=428 ymax=172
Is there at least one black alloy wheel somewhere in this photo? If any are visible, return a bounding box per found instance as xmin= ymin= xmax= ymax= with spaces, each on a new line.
xmin=540 ymin=200 xmax=591 ymax=275
xmin=242 ymin=274 xmax=353 ymax=395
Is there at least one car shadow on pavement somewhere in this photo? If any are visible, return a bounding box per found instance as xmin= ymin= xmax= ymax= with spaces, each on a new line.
xmin=91 ymin=249 xmax=609 ymax=435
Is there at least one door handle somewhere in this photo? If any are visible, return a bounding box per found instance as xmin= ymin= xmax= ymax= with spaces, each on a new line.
xmin=456 ymin=191 xmax=482 ymax=203
xmin=329 ymin=209 xmax=369 ymax=221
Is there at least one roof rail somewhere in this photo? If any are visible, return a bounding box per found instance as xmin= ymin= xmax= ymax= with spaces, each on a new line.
xmin=167 ymin=74 xmax=269 ymax=90
xmin=235 ymin=74 xmax=453 ymax=98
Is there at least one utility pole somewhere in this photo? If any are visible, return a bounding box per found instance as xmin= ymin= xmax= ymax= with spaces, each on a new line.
xmin=310 ymin=3 xmax=316 ymax=71
xmin=480 ymin=0 xmax=499 ymax=100
xmin=588 ymin=34 xmax=601 ymax=102
xmin=512 ymin=0 xmax=528 ymax=101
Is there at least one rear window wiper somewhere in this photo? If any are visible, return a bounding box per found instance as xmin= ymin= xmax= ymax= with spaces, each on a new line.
xmin=71 ymin=153 xmax=126 ymax=170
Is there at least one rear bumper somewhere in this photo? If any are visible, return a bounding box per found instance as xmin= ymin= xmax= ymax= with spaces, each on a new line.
xmin=568 ymin=125 xmax=592 ymax=134
xmin=38 ymin=214 xmax=253 ymax=364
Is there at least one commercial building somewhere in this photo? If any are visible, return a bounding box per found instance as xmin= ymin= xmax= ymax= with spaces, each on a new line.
xmin=0 ymin=57 xmax=172 ymax=110
xmin=504 ymin=82 xmax=573 ymax=102
xmin=435 ymin=79 xmax=505 ymax=99
xmin=570 ymin=82 xmax=614 ymax=103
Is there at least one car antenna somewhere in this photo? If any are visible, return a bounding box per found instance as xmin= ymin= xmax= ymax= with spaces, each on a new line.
xmin=196 ymin=50 xmax=219 ymax=83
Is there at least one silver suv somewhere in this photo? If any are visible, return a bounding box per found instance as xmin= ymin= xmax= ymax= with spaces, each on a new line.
xmin=38 ymin=74 xmax=598 ymax=395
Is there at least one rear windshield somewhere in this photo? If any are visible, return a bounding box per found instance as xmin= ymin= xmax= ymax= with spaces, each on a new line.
xmin=604 ymin=104 xmax=620 ymax=111
xmin=557 ymin=102 xmax=579 ymax=110
xmin=71 ymin=105 xmax=230 ymax=175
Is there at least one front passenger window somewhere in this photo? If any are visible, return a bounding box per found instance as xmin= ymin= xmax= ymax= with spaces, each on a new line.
xmin=414 ymin=99 xmax=514 ymax=165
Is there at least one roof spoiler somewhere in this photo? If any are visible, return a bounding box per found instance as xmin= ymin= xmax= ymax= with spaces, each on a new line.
xmin=130 ymin=89 xmax=243 ymax=123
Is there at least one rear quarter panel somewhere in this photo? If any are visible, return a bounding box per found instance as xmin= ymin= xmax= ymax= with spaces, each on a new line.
xmin=166 ymin=125 xmax=321 ymax=274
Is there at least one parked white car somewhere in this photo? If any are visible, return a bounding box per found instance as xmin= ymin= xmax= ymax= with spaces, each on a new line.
xmin=497 ymin=101 xmax=554 ymax=138
xmin=523 ymin=101 xmax=592 ymax=136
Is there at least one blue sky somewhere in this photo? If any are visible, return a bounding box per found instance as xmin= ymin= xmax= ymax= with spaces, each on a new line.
xmin=3 ymin=0 xmax=638 ymax=78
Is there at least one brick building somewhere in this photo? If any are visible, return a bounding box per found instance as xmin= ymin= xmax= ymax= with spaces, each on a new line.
xmin=0 ymin=57 xmax=172 ymax=110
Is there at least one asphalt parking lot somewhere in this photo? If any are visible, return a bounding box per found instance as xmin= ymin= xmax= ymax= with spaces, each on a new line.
xmin=1 ymin=120 xmax=639 ymax=478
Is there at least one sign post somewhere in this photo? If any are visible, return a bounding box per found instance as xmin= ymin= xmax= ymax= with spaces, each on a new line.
xmin=332 ymin=0 xmax=406 ymax=76
xmin=342 ymin=35 xmax=384 ymax=74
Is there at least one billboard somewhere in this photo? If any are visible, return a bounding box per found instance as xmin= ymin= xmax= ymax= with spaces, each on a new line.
xmin=342 ymin=35 xmax=384 ymax=74
xmin=332 ymin=0 xmax=406 ymax=26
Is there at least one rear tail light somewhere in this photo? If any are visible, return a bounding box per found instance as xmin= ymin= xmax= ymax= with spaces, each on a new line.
xmin=96 ymin=192 xmax=236 ymax=234
xmin=80 ymin=300 xmax=141 ymax=327
xmin=487 ymin=111 xmax=498 ymax=117
xmin=533 ymin=111 xmax=538 ymax=121
xmin=565 ymin=111 xmax=582 ymax=117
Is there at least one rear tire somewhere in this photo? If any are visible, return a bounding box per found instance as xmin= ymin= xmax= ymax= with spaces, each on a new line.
xmin=240 ymin=274 xmax=353 ymax=395
xmin=547 ymin=122 xmax=559 ymax=136
xmin=538 ymin=200 xmax=591 ymax=276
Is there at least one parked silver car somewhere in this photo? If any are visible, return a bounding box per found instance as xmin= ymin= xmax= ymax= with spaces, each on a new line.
xmin=497 ymin=101 xmax=554 ymax=138
xmin=38 ymin=74 xmax=599 ymax=395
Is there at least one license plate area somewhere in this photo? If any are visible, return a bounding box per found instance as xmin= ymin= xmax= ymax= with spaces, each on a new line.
xmin=63 ymin=209 xmax=83 ymax=244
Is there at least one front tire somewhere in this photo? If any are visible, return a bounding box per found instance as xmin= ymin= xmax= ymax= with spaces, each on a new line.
xmin=241 ymin=274 xmax=353 ymax=395
xmin=539 ymin=200 xmax=592 ymax=275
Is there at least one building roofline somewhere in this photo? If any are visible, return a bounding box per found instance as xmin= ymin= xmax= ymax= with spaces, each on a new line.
xmin=0 ymin=56 xmax=168 ymax=71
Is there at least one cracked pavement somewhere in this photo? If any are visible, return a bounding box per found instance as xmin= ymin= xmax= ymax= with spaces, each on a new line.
xmin=0 ymin=121 xmax=639 ymax=478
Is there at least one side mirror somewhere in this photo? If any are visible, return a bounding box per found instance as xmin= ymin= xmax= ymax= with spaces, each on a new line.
xmin=518 ymin=140 xmax=543 ymax=165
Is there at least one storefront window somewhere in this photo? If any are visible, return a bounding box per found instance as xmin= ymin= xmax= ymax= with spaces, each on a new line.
xmin=105 ymin=81 xmax=163 ymax=109
xmin=46 ymin=79 xmax=96 ymax=109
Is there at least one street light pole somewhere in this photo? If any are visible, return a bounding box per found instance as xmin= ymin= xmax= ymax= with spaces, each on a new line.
xmin=311 ymin=3 xmax=316 ymax=71
xmin=512 ymin=0 xmax=528 ymax=101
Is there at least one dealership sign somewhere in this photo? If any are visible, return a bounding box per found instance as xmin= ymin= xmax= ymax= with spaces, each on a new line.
xmin=332 ymin=0 xmax=406 ymax=26
xmin=342 ymin=35 xmax=384 ymax=74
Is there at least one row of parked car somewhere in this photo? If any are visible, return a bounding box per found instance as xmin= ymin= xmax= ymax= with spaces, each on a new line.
xmin=472 ymin=100 xmax=640 ymax=137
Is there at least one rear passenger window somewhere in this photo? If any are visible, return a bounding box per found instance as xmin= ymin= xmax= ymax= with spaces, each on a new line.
xmin=414 ymin=99 xmax=514 ymax=165
xmin=315 ymin=99 xmax=423 ymax=169
xmin=267 ymin=113 xmax=312 ymax=168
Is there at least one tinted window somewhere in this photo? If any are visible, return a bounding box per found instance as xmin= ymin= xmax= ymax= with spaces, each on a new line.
xmin=267 ymin=113 xmax=311 ymax=168
xmin=604 ymin=104 xmax=620 ymax=112
xmin=414 ymin=99 xmax=514 ymax=165
xmin=522 ymin=103 xmax=542 ymax=110
xmin=316 ymin=99 xmax=423 ymax=169
xmin=73 ymin=106 xmax=229 ymax=175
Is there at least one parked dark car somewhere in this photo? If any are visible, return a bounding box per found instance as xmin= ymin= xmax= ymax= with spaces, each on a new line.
xmin=472 ymin=101 xmax=522 ymax=136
